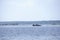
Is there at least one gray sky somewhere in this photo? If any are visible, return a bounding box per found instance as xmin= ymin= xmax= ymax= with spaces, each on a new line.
xmin=0 ymin=0 xmax=60 ymax=21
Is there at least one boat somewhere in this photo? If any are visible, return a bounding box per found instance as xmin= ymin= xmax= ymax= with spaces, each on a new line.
xmin=32 ymin=24 xmax=41 ymax=26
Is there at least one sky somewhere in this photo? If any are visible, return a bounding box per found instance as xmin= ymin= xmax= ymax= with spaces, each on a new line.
xmin=0 ymin=0 xmax=60 ymax=21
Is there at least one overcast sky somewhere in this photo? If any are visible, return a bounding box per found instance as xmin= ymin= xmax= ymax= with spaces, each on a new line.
xmin=0 ymin=0 xmax=60 ymax=21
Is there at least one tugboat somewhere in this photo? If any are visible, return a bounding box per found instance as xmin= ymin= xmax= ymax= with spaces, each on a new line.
xmin=32 ymin=24 xmax=41 ymax=26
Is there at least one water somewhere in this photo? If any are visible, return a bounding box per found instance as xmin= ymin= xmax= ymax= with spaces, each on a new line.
xmin=0 ymin=21 xmax=60 ymax=40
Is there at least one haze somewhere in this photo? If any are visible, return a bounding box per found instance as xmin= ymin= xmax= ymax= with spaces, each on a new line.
xmin=0 ymin=0 xmax=60 ymax=21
